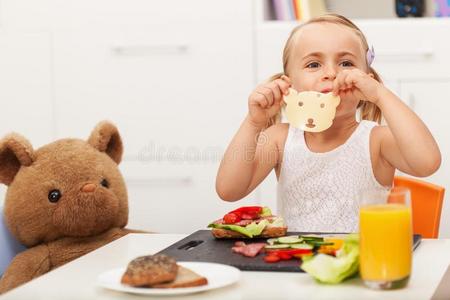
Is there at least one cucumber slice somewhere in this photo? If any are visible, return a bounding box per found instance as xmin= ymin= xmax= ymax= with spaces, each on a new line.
xmin=265 ymin=244 xmax=290 ymax=249
xmin=300 ymin=235 xmax=324 ymax=242
xmin=289 ymin=243 xmax=314 ymax=250
xmin=266 ymin=238 xmax=279 ymax=245
xmin=308 ymin=241 xmax=335 ymax=246
xmin=277 ymin=236 xmax=303 ymax=244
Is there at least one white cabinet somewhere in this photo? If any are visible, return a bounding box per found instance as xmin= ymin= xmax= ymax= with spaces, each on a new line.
xmin=0 ymin=31 xmax=53 ymax=147
xmin=0 ymin=0 xmax=258 ymax=233
xmin=0 ymin=30 xmax=53 ymax=206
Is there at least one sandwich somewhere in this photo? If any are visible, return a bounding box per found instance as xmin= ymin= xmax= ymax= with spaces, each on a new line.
xmin=208 ymin=206 xmax=287 ymax=238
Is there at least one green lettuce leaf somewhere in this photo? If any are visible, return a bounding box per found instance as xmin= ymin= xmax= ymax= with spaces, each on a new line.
xmin=300 ymin=234 xmax=359 ymax=284
xmin=266 ymin=217 xmax=285 ymax=228
xmin=260 ymin=206 xmax=272 ymax=217
xmin=208 ymin=219 xmax=269 ymax=238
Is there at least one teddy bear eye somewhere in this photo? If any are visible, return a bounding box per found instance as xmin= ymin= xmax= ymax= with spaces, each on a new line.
xmin=100 ymin=178 xmax=109 ymax=188
xmin=320 ymin=103 xmax=325 ymax=108
xmin=48 ymin=189 xmax=62 ymax=203
xmin=298 ymin=101 xmax=303 ymax=107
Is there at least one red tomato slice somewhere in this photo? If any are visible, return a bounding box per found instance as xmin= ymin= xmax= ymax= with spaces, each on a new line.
xmin=264 ymin=255 xmax=280 ymax=263
xmin=223 ymin=213 xmax=241 ymax=224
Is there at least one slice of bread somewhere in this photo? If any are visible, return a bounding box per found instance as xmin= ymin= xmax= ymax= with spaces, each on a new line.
xmin=152 ymin=265 xmax=208 ymax=288
xmin=121 ymin=254 xmax=178 ymax=287
xmin=211 ymin=226 xmax=287 ymax=239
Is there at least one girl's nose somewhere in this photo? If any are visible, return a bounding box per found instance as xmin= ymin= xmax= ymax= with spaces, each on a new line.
xmin=323 ymin=66 xmax=337 ymax=80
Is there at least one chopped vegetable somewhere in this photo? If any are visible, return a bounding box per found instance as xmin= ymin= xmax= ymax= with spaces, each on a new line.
xmin=223 ymin=213 xmax=241 ymax=224
xmin=208 ymin=219 xmax=269 ymax=238
xmin=264 ymin=255 xmax=281 ymax=263
xmin=300 ymin=234 xmax=359 ymax=284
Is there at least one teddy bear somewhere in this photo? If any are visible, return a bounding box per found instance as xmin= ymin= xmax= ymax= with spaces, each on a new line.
xmin=284 ymin=88 xmax=341 ymax=132
xmin=0 ymin=121 xmax=137 ymax=293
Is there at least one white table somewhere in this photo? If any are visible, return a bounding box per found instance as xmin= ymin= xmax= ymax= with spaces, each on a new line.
xmin=1 ymin=233 xmax=449 ymax=300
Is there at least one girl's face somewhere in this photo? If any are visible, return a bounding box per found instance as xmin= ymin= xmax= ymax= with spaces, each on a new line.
xmin=286 ymin=23 xmax=368 ymax=118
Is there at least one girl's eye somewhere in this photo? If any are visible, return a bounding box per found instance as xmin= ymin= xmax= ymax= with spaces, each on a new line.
xmin=306 ymin=62 xmax=320 ymax=68
xmin=340 ymin=60 xmax=354 ymax=67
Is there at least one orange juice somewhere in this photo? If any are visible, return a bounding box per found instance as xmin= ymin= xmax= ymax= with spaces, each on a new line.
xmin=360 ymin=204 xmax=412 ymax=283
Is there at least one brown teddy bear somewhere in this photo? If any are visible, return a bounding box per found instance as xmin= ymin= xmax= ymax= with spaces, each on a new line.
xmin=0 ymin=121 xmax=137 ymax=293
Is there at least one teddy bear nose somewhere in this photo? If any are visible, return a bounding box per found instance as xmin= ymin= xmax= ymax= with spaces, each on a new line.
xmin=308 ymin=118 xmax=314 ymax=124
xmin=81 ymin=183 xmax=96 ymax=193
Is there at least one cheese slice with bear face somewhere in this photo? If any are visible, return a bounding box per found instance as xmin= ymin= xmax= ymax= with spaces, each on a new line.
xmin=283 ymin=88 xmax=341 ymax=132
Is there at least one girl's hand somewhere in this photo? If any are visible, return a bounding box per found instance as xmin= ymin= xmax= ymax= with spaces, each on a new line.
xmin=248 ymin=75 xmax=291 ymax=128
xmin=332 ymin=69 xmax=384 ymax=104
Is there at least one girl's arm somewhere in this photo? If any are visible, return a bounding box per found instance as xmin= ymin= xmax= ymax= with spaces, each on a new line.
xmin=216 ymin=77 xmax=291 ymax=201
xmin=333 ymin=69 xmax=441 ymax=177
xmin=216 ymin=118 xmax=281 ymax=201
xmin=376 ymin=87 xmax=441 ymax=177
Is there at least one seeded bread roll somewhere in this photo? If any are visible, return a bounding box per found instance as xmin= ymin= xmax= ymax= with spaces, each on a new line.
xmin=211 ymin=226 xmax=288 ymax=239
xmin=121 ymin=254 xmax=178 ymax=287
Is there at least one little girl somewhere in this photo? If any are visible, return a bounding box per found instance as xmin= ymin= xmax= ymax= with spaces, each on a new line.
xmin=215 ymin=14 xmax=441 ymax=232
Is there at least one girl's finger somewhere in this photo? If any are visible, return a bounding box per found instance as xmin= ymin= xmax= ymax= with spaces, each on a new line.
xmin=333 ymin=73 xmax=345 ymax=95
xmin=261 ymin=86 xmax=275 ymax=106
xmin=280 ymin=75 xmax=292 ymax=85
xmin=253 ymin=91 xmax=269 ymax=108
xmin=273 ymin=79 xmax=289 ymax=97
xmin=269 ymin=82 xmax=282 ymax=103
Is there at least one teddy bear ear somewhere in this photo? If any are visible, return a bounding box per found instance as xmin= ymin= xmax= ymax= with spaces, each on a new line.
xmin=0 ymin=133 xmax=35 ymax=185
xmin=87 ymin=121 xmax=123 ymax=164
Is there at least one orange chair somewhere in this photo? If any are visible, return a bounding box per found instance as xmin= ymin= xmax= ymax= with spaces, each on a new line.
xmin=394 ymin=176 xmax=445 ymax=238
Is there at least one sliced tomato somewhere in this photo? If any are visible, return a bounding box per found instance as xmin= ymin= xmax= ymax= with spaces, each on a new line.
xmin=264 ymin=254 xmax=281 ymax=263
xmin=223 ymin=213 xmax=241 ymax=224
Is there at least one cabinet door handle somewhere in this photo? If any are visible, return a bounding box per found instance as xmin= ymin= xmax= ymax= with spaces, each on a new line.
xmin=126 ymin=177 xmax=193 ymax=187
xmin=377 ymin=48 xmax=434 ymax=61
xmin=111 ymin=44 xmax=189 ymax=56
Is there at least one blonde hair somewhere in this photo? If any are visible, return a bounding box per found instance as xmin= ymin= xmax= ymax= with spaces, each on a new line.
xmin=268 ymin=14 xmax=382 ymax=128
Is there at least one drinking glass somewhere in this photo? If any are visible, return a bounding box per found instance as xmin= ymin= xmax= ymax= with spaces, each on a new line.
xmin=359 ymin=187 xmax=413 ymax=289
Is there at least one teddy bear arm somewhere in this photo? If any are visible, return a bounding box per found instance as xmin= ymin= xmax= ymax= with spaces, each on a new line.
xmin=0 ymin=245 xmax=50 ymax=294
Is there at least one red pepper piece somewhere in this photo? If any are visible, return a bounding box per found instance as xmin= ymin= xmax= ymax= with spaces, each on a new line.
xmin=230 ymin=206 xmax=263 ymax=215
xmin=278 ymin=252 xmax=292 ymax=260
xmin=266 ymin=249 xmax=313 ymax=256
xmin=240 ymin=212 xmax=258 ymax=220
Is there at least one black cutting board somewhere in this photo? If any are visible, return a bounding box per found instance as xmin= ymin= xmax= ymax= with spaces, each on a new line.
xmin=157 ymin=230 xmax=422 ymax=272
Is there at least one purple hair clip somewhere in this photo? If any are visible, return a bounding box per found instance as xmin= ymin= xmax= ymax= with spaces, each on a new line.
xmin=366 ymin=46 xmax=375 ymax=66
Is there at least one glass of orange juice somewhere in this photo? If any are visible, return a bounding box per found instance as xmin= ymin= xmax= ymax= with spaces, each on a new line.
xmin=359 ymin=187 xmax=412 ymax=289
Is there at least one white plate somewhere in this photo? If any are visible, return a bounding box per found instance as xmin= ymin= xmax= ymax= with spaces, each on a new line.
xmin=97 ymin=262 xmax=241 ymax=296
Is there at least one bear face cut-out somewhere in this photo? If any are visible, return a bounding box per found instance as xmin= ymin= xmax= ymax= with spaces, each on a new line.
xmin=283 ymin=88 xmax=341 ymax=132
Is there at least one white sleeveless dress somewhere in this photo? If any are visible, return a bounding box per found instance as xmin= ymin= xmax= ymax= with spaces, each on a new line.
xmin=277 ymin=120 xmax=388 ymax=233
